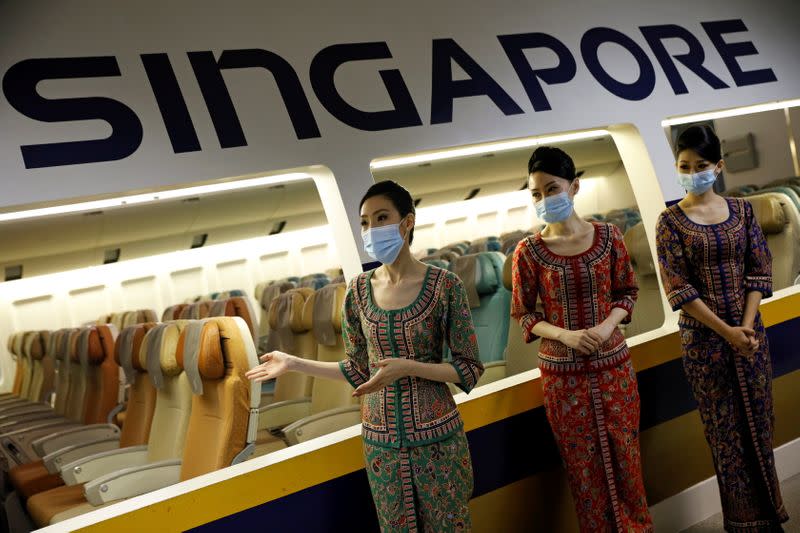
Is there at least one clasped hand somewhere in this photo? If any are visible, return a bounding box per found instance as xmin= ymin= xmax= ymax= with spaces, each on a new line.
xmin=559 ymin=321 xmax=614 ymax=356
xmin=726 ymin=326 xmax=759 ymax=359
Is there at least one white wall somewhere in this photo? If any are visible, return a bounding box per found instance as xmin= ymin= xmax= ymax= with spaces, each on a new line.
xmin=714 ymin=110 xmax=796 ymax=188
xmin=0 ymin=226 xmax=341 ymax=390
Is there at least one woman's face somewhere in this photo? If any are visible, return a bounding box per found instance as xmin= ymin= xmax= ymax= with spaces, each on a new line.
xmin=360 ymin=195 xmax=413 ymax=241
xmin=527 ymin=171 xmax=577 ymax=203
xmin=676 ymin=148 xmax=723 ymax=175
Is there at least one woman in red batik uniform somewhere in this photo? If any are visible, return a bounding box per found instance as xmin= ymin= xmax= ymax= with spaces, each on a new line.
xmin=511 ymin=146 xmax=652 ymax=532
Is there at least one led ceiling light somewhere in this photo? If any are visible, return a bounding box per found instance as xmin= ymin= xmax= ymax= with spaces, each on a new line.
xmin=0 ymin=172 xmax=310 ymax=223
xmin=661 ymin=98 xmax=800 ymax=127
xmin=370 ymin=129 xmax=610 ymax=169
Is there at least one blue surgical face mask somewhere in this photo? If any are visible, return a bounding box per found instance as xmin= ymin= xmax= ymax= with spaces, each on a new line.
xmin=362 ymin=221 xmax=406 ymax=264
xmin=678 ymin=168 xmax=718 ymax=194
xmin=534 ymin=191 xmax=574 ymax=224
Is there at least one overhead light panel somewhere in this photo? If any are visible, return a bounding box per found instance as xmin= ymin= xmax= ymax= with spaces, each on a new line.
xmin=661 ymin=98 xmax=800 ymax=127
xmin=0 ymin=172 xmax=310 ymax=223
xmin=370 ymin=129 xmax=610 ymax=169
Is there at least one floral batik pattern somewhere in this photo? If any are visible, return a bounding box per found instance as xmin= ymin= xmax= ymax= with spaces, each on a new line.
xmin=511 ymin=221 xmax=652 ymax=532
xmin=542 ymin=360 xmax=653 ymax=533
xmin=657 ymin=198 xmax=787 ymax=532
xmin=364 ymin=431 xmax=473 ymax=533
xmin=339 ymin=266 xmax=484 ymax=447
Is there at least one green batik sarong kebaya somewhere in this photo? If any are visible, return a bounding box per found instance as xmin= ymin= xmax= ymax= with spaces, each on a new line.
xmin=339 ymin=266 xmax=484 ymax=533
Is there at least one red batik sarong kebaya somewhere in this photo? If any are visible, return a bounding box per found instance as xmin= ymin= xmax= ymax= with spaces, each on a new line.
xmin=512 ymin=222 xmax=653 ymax=533
xmin=656 ymin=197 xmax=787 ymax=532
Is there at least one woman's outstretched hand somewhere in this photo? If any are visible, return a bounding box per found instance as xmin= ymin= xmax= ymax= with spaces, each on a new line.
xmin=245 ymin=351 xmax=294 ymax=383
xmin=352 ymin=359 xmax=414 ymax=397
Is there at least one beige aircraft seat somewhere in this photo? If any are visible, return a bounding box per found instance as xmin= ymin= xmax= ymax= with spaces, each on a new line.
xmin=256 ymin=288 xmax=318 ymax=453
xmin=53 ymin=317 xmax=259 ymax=519
xmin=2 ymin=333 xmax=24 ymax=400
xmin=27 ymin=321 xmax=192 ymax=527
xmin=746 ymin=193 xmax=800 ymax=291
xmin=501 ymin=252 xmax=541 ymax=376
xmin=179 ymin=301 xmax=212 ymax=320
xmin=280 ymin=283 xmax=360 ymax=446
xmin=258 ymin=281 xmax=296 ymax=347
xmin=162 ymin=304 xmax=188 ymax=321
xmin=208 ymin=296 xmax=259 ymax=346
xmin=6 ymin=326 xmax=122 ymax=501
xmin=622 ymin=222 xmax=663 ymax=338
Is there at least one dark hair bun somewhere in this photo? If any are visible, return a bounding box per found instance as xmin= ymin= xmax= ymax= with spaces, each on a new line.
xmin=527 ymin=146 xmax=576 ymax=181
xmin=675 ymin=124 xmax=722 ymax=163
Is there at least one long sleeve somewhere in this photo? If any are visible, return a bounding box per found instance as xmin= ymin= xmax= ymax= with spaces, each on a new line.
xmin=338 ymin=279 xmax=370 ymax=388
xmin=443 ymin=274 xmax=484 ymax=394
xmin=609 ymin=224 xmax=638 ymax=324
xmin=743 ymin=199 xmax=773 ymax=298
xmin=655 ymin=212 xmax=699 ymax=311
xmin=511 ymin=239 xmax=545 ymax=342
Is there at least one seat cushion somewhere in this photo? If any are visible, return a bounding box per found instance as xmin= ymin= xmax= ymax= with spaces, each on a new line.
xmin=27 ymin=483 xmax=86 ymax=527
xmin=9 ymin=460 xmax=64 ymax=500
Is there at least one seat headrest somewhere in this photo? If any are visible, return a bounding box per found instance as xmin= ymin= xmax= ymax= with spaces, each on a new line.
xmin=29 ymin=331 xmax=49 ymax=361
xmin=299 ymin=274 xmax=330 ymax=290
xmin=748 ymin=196 xmax=787 ymax=235
xmin=180 ymin=301 xmax=211 ymax=320
xmin=624 ymin=222 xmax=656 ymax=276
xmin=144 ymin=321 xmax=187 ymax=389
xmin=269 ymin=288 xmax=315 ymax=333
xmin=162 ymin=304 xmax=188 ymax=321
xmin=503 ymin=253 xmax=513 ymax=290
xmin=308 ymin=283 xmax=346 ymax=344
xmin=260 ymin=281 xmax=295 ymax=312
xmin=115 ymin=323 xmax=155 ymax=384
xmin=209 ymin=296 xmax=259 ymax=342
xmin=451 ymin=253 xmax=502 ymax=308
xmin=177 ymin=320 xmax=222 ymax=394
xmin=74 ymin=328 xmax=101 ymax=367
xmin=177 ymin=317 xmax=259 ymax=395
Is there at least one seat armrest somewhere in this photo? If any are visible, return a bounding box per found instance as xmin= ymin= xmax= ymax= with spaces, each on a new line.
xmin=283 ymin=405 xmax=361 ymax=446
xmin=84 ymin=459 xmax=182 ymax=506
xmin=31 ymin=424 xmax=120 ymax=456
xmin=258 ymin=398 xmax=312 ymax=431
xmin=42 ymin=437 xmax=121 ymax=474
xmin=61 ymin=445 xmax=149 ymax=485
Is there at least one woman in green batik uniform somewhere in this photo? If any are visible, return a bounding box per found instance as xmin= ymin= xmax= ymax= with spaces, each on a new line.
xmin=247 ymin=180 xmax=484 ymax=532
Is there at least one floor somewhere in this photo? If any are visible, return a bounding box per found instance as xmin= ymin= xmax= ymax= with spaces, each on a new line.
xmin=682 ymin=474 xmax=800 ymax=532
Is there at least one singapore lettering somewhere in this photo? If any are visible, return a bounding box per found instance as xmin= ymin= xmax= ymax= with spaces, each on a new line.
xmin=1 ymin=19 xmax=777 ymax=169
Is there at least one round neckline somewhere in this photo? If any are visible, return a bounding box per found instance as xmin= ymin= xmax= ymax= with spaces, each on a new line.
xmin=366 ymin=264 xmax=433 ymax=313
xmin=674 ymin=197 xmax=733 ymax=228
xmin=535 ymin=221 xmax=601 ymax=259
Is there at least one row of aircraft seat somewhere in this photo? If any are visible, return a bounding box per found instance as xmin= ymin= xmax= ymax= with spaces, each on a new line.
xmin=723 ymin=179 xmax=800 ymax=289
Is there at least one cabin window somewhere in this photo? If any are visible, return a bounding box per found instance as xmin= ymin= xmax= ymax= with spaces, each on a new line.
xmin=372 ymin=128 xmax=665 ymax=382
xmin=664 ymin=99 xmax=800 ymax=291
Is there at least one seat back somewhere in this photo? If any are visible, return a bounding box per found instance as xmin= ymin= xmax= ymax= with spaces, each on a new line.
xmin=116 ymin=323 xmax=159 ymax=448
xmin=298 ymin=274 xmax=330 ymax=290
xmin=143 ymin=321 xmax=194 ymax=462
xmin=502 ymin=252 xmax=540 ymax=376
xmin=452 ymin=252 xmax=510 ymax=363
xmin=161 ymin=304 xmax=185 ymax=321
xmin=179 ymin=301 xmax=211 ymax=320
xmin=53 ymin=329 xmax=79 ymax=416
xmin=208 ymin=296 xmax=259 ymax=345
xmin=26 ymin=331 xmax=50 ymax=403
xmin=746 ymin=193 xmax=800 ymax=291
xmin=177 ymin=317 xmax=259 ymax=479
xmin=18 ymin=331 xmax=36 ymax=400
xmin=7 ymin=333 xmax=23 ymax=396
xmin=81 ymin=324 xmax=120 ymax=424
xmin=65 ymin=328 xmax=92 ymax=421
xmin=306 ymin=284 xmax=356 ymax=414
xmin=269 ymin=288 xmax=318 ymax=401
xmin=39 ymin=330 xmax=60 ymax=403
xmin=258 ymin=281 xmax=297 ymax=343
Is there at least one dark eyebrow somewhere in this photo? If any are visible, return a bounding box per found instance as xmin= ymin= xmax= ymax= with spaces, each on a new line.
xmin=360 ymin=208 xmax=390 ymax=218
xmin=530 ymin=180 xmax=557 ymax=191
